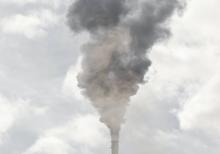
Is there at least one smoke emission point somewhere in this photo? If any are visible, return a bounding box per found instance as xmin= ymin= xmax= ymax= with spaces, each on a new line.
xmin=67 ymin=0 xmax=185 ymax=154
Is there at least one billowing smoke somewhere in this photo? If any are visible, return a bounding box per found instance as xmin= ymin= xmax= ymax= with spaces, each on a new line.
xmin=67 ymin=0 xmax=184 ymax=153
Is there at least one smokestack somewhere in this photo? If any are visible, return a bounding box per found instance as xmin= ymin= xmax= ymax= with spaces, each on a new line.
xmin=67 ymin=0 xmax=184 ymax=153
xmin=110 ymin=128 xmax=119 ymax=154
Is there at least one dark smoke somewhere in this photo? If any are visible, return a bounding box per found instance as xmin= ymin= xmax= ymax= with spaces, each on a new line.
xmin=67 ymin=0 xmax=128 ymax=32
xmin=67 ymin=0 xmax=184 ymax=153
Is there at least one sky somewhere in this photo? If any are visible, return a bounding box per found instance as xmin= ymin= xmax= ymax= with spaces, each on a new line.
xmin=0 ymin=0 xmax=220 ymax=154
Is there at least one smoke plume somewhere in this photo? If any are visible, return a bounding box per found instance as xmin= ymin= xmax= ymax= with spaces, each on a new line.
xmin=67 ymin=0 xmax=184 ymax=153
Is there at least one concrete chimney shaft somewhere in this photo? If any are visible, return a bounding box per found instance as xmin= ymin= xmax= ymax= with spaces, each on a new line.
xmin=110 ymin=128 xmax=119 ymax=154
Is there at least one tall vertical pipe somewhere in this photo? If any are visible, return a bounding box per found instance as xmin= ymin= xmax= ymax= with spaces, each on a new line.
xmin=110 ymin=128 xmax=119 ymax=154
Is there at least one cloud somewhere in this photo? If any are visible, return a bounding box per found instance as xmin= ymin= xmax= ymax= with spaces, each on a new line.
xmin=0 ymin=96 xmax=16 ymax=136
xmin=0 ymin=0 xmax=72 ymax=9
xmin=179 ymin=73 xmax=220 ymax=133
xmin=62 ymin=55 xmax=85 ymax=102
xmin=23 ymin=114 xmax=108 ymax=154
xmin=23 ymin=136 xmax=75 ymax=154
xmin=168 ymin=0 xmax=220 ymax=136
xmin=0 ymin=9 xmax=59 ymax=39
xmin=0 ymin=95 xmax=31 ymax=142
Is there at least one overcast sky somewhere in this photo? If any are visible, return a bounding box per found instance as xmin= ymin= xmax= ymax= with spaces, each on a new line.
xmin=0 ymin=0 xmax=220 ymax=154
